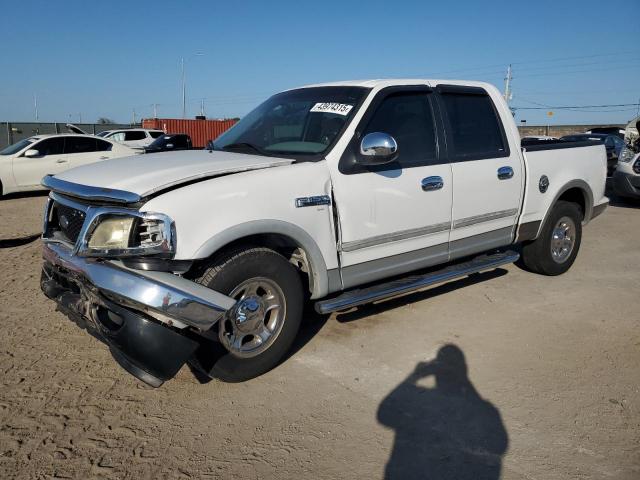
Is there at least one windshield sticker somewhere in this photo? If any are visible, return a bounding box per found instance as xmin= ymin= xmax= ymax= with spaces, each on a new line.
xmin=310 ymin=103 xmax=354 ymax=116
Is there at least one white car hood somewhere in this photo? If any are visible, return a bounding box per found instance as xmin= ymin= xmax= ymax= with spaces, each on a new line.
xmin=53 ymin=150 xmax=294 ymax=197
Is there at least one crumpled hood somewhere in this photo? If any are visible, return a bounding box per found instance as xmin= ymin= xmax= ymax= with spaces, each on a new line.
xmin=53 ymin=150 xmax=293 ymax=197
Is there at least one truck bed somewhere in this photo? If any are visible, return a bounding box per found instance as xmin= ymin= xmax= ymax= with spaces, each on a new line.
xmin=519 ymin=142 xmax=608 ymax=235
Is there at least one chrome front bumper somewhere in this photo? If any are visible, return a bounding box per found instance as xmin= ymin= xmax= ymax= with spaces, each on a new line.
xmin=41 ymin=242 xmax=236 ymax=386
xmin=42 ymin=241 xmax=235 ymax=330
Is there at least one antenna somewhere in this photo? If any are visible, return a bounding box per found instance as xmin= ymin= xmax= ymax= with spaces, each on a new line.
xmin=503 ymin=64 xmax=513 ymax=104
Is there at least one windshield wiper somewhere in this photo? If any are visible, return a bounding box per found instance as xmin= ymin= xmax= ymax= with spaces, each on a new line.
xmin=221 ymin=142 xmax=268 ymax=156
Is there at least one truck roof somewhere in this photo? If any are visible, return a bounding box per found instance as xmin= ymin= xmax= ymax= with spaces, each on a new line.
xmin=299 ymin=78 xmax=496 ymax=90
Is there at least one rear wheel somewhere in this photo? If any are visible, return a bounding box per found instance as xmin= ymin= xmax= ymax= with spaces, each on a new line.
xmin=520 ymin=200 xmax=582 ymax=276
xmin=193 ymin=247 xmax=304 ymax=382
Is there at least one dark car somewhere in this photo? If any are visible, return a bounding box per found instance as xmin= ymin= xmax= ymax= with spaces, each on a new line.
xmin=560 ymin=133 xmax=625 ymax=176
xmin=144 ymin=134 xmax=193 ymax=153
xmin=584 ymin=127 xmax=624 ymax=139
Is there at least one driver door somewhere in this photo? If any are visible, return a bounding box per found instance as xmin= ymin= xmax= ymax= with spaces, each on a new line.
xmin=329 ymin=87 xmax=453 ymax=288
xmin=12 ymin=137 xmax=67 ymax=188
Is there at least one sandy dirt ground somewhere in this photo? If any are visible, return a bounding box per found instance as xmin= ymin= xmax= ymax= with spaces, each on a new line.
xmin=0 ymin=191 xmax=638 ymax=479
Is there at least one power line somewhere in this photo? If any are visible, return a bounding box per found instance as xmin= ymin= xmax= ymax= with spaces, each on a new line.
xmin=427 ymin=50 xmax=640 ymax=77
xmin=516 ymin=64 xmax=640 ymax=78
xmin=512 ymin=103 xmax=640 ymax=110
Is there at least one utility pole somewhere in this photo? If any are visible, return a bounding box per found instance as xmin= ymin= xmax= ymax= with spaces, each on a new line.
xmin=181 ymin=57 xmax=186 ymax=119
xmin=34 ymin=93 xmax=39 ymax=121
xmin=200 ymin=98 xmax=206 ymax=117
xmin=180 ymin=53 xmax=204 ymax=119
xmin=78 ymin=113 xmax=82 ymax=123
xmin=132 ymin=108 xmax=137 ymax=125
xmin=503 ymin=64 xmax=513 ymax=105
xmin=152 ymin=103 xmax=158 ymax=118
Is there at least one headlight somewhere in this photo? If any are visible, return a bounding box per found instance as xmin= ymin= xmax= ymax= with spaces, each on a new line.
xmin=78 ymin=211 xmax=175 ymax=258
xmin=88 ymin=217 xmax=135 ymax=249
xmin=619 ymin=146 xmax=636 ymax=163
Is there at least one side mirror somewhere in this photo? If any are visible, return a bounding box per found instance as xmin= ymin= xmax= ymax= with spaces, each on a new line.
xmin=358 ymin=132 xmax=398 ymax=165
xmin=24 ymin=149 xmax=41 ymax=158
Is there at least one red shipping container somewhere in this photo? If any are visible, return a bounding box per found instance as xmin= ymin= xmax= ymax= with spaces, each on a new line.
xmin=142 ymin=118 xmax=238 ymax=148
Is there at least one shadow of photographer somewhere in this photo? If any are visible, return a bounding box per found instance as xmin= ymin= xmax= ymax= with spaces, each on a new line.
xmin=378 ymin=344 xmax=508 ymax=480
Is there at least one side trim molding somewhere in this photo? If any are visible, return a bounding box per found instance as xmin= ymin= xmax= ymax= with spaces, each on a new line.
xmin=341 ymin=243 xmax=448 ymax=289
xmin=340 ymin=222 xmax=450 ymax=252
xmin=453 ymin=208 xmax=518 ymax=229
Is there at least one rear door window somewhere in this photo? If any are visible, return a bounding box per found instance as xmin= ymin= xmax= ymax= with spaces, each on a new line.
xmin=95 ymin=139 xmax=113 ymax=151
xmin=174 ymin=136 xmax=188 ymax=148
xmin=149 ymin=131 xmax=164 ymax=138
xmin=64 ymin=136 xmax=98 ymax=154
xmin=124 ymin=131 xmax=146 ymax=141
xmin=438 ymin=89 xmax=508 ymax=161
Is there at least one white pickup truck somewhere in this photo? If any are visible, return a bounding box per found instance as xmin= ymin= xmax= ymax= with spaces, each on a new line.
xmin=40 ymin=79 xmax=608 ymax=387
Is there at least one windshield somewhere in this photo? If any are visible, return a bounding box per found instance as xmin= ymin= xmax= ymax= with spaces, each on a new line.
xmin=213 ymin=86 xmax=368 ymax=158
xmin=0 ymin=138 xmax=35 ymax=155
xmin=148 ymin=135 xmax=174 ymax=147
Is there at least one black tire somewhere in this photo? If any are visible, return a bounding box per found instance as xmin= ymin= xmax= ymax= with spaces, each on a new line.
xmin=193 ymin=247 xmax=304 ymax=382
xmin=520 ymin=200 xmax=582 ymax=276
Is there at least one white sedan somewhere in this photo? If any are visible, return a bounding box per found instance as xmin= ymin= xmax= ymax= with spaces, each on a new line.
xmin=0 ymin=134 xmax=137 ymax=197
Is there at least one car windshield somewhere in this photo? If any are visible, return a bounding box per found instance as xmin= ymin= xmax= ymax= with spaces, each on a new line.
xmin=148 ymin=135 xmax=174 ymax=148
xmin=0 ymin=138 xmax=35 ymax=155
xmin=213 ymin=86 xmax=368 ymax=158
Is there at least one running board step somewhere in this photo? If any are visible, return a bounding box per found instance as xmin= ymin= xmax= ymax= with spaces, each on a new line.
xmin=315 ymin=250 xmax=520 ymax=314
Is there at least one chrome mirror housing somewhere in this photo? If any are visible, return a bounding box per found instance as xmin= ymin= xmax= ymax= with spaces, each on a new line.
xmin=359 ymin=132 xmax=398 ymax=165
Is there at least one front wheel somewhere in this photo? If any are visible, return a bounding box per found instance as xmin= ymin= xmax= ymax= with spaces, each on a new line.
xmin=519 ymin=200 xmax=583 ymax=276
xmin=192 ymin=247 xmax=304 ymax=382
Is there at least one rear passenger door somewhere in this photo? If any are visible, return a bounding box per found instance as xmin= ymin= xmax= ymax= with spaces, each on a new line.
xmin=435 ymin=85 xmax=523 ymax=259
xmin=123 ymin=130 xmax=148 ymax=148
xmin=64 ymin=136 xmax=111 ymax=168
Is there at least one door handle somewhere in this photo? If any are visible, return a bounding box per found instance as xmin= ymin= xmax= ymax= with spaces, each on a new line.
xmin=497 ymin=166 xmax=514 ymax=180
xmin=56 ymin=159 xmax=68 ymax=164
xmin=421 ymin=176 xmax=444 ymax=191
xmin=99 ymin=156 xmax=109 ymax=160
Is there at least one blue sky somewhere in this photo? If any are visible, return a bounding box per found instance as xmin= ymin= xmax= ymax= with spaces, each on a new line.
xmin=1 ymin=0 xmax=638 ymax=126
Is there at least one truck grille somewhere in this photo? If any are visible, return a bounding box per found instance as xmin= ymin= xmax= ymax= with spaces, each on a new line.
xmin=54 ymin=203 xmax=86 ymax=243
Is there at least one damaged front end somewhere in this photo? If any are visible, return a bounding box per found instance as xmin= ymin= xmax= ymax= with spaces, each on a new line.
xmin=40 ymin=180 xmax=236 ymax=387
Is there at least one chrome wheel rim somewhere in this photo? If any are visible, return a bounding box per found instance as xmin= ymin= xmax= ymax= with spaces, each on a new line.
xmin=550 ymin=216 xmax=576 ymax=264
xmin=219 ymin=277 xmax=286 ymax=358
